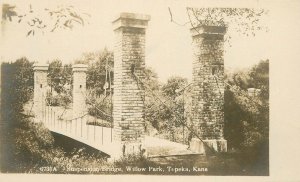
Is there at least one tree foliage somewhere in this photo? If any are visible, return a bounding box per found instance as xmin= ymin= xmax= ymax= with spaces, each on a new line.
xmin=162 ymin=76 xmax=188 ymax=99
xmin=144 ymin=75 xmax=191 ymax=143
xmin=2 ymin=3 xmax=90 ymax=36
xmin=186 ymin=7 xmax=269 ymax=41
xmin=46 ymin=60 xmax=73 ymax=107
xmin=48 ymin=59 xmax=72 ymax=94
xmin=1 ymin=58 xmax=34 ymax=113
xmin=2 ymin=4 xmax=17 ymax=21
xmin=75 ymin=49 xmax=114 ymax=95
xmin=224 ymin=60 xmax=269 ymax=149
xmin=1 ymin=58 xmax=34 ymax=171
xmin=167 ymin=7 xmax=268 ymax=47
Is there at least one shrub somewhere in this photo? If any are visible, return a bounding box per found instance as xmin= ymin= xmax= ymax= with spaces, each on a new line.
xmin=14 ymin=116 xmax=111 ymax=173
xmin=46 ymin=92 xmax=72 ymax=107
xmin=114 ymin=153 xmax=154 ymax=170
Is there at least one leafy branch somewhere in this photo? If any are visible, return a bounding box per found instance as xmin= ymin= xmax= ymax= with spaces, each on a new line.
xmin=2 ymin=3 xmax=90 ymax=36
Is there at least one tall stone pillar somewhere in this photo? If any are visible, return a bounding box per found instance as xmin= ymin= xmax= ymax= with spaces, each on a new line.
xmin=190 ymin=25 xmax=227 ymax=153
xmin=72 ymin=64 xmax=88 ymax=119
xmin=33 ymin=63 xmax=49 ymax=122
xmin=112 ymin=13 xmax=150 ymax=155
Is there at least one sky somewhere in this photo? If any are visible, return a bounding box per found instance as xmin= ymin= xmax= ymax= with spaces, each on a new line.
xmin=1 ymin=0 xmax=272 ymax=82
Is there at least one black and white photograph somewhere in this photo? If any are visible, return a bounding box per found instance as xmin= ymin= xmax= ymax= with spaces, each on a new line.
xmin=0 ymin=0 xmax=299 ymax=180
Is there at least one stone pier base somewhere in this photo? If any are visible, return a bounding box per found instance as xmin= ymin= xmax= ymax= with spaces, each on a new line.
xmin=190 ymin=138 xmax=227 ymax=154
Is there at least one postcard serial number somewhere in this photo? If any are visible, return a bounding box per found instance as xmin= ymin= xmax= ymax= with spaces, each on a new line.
xmin=39 ymin=166 xmax=58 ymax=172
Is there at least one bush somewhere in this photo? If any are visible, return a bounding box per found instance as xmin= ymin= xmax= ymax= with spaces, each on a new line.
xmin=14 ymin=116 xmax=111 ymax=173
xmin=14 ymin=117 xmax=56 ymax=171
xmin=114 ymin=153 xmax=154 ymax=170
xmin=46 ymin=92 xmax=72 ymax=107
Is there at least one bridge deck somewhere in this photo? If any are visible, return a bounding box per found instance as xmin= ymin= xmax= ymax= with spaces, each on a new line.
xmin=144 ymin=136 xmax=196 ymax=157
xmin=24 ymin=103 xmax=195 ymax=158
xmin=44 ymin=118 xmax=195 ymax=158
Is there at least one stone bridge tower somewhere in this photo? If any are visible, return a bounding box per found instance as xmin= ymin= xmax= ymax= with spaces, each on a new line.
xmin=72 ymin=64 xmax=88 ymax=119
xmin=190 ymin=25 xmax=227 ymax=153
xmin=112 ymin=13 xmax=150 ymax=155
xmin=33 ymin=63 xmax=49 ymax=122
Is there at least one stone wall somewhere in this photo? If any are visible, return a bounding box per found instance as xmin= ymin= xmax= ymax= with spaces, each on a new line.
xmin=112 ymin=13 xmax=150 ymax=154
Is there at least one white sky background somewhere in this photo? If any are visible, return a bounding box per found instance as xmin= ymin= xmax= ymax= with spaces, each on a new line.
xmin=0 ymin=0 xmax=272 ymax=82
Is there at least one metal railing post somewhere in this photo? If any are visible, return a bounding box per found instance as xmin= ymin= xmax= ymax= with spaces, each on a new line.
xmin=54 ymin=111 xmax=56 ymax=129
xmin=87 ymin=117 xmax=89 ymax=139
xmin=75 ymin=118 xmax=77 ymax=136
xmin=50 ymin=108 xmax=52 ymax=127
xmin=94 ymin=123 xmax=96 ymax=141
xmin=69 ymin=120 xmax=71 ymax=134
xmin=81 ymin=117 xmax=83 ymax=137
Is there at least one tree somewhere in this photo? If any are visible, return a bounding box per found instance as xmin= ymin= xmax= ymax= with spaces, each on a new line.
xmin=143 ymin=67 xmax=160 ymax=92
xmin=1 ymin=57 xmax=34 ymax=171
xmin=158 ymin=77 xmax=189 ymax=141
xmin=168 ymin=7 xmax=268 ymax=47
xmin=224 ymin=60 xmax=269 ymax=150
xmin=48 ymin=59 xmax=72 ymax=94
xmin=1 ymin=57 xmax=34 ymax=113
xmin=75 ymin=49 xmax=114 ymax=95
xmin=46 ymin=60 xmax=72 ymax=107
xmin=143 ymin=67 xmax=162 ymax=131
xmin=162 ymin=76 xmax=188 ymax=99
xmin=249 ymin=60 xmax=269 ymax=102
xmin=187 ymin=8 xmax=268 ymax=36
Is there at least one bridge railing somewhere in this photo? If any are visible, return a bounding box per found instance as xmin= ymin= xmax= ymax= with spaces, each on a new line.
xmin=41 ymin=93 xmax=113 ymax=146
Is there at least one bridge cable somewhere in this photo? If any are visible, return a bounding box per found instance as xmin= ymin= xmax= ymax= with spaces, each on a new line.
xmin=132 ymin=70 xmax=218 ymax=154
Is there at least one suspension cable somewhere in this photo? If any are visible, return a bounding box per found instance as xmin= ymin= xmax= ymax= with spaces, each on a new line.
xmin=81 ymin=90 xmax=112 ymax=120
xmin=66 ymin=112 xmax=89 ymax=121
xmin=132 ymin=71 xmax=218 ymax=153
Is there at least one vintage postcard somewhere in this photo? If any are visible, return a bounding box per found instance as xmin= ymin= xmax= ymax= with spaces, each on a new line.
xmin=0 ymin=0 xmax=299 ymax=181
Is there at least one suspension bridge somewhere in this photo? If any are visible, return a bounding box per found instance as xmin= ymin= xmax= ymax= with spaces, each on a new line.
xmin=31 ymin=97 xmax=196 ymax=159
xmin=31 ymin=55 xmax=196 ymax=159
xmin=29 ymin=12 xmax=245 ymax=160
